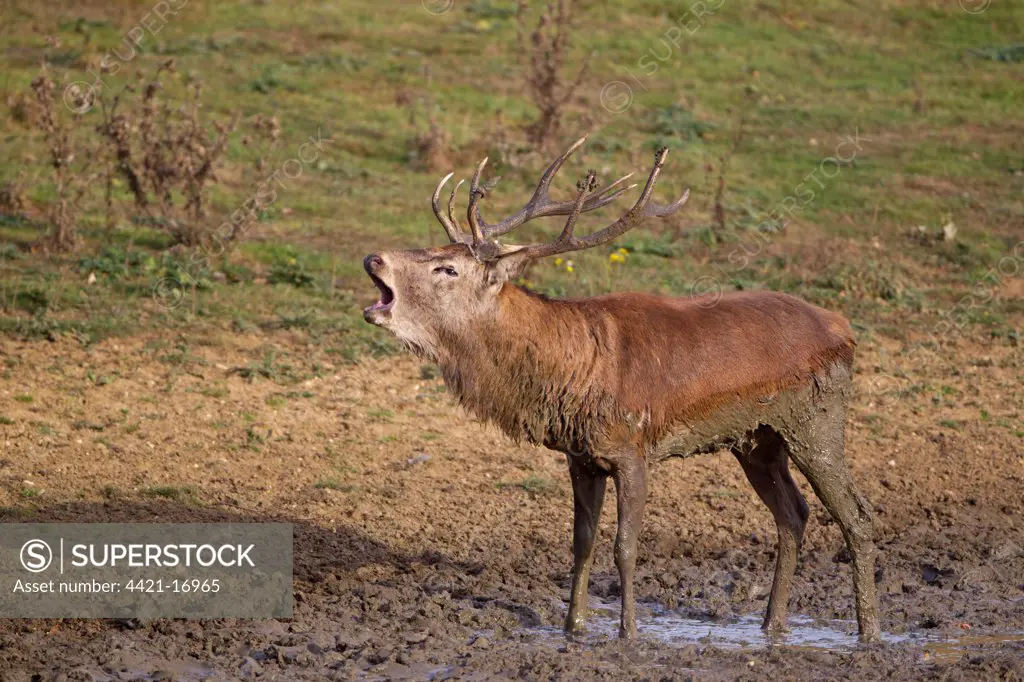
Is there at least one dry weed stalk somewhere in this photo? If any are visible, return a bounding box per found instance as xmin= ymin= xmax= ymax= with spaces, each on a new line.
xmin=95 ymin=60 xmax=239 ymax=247
xmin=712 ymin=115 xmax=747 ymax=234
xmin=243 ymin=113 xmax=281 ymax=183
xmin=30 ymin=69 xmax=99 ymax=252
xmin=516 ymin=0 xmax=590 ymax=153
xmin=413 ymin=114 xmax=452 ymax=172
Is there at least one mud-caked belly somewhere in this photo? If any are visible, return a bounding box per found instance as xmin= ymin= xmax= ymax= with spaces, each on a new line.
xmin=650 ymin=366 xmax=850 ymax=462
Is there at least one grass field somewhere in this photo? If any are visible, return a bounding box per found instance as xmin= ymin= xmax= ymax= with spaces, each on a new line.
xmin=1 ymin=0 xmax=1021 ymax=356
xmin=0 ymin=1 xmax=1022 ymax=679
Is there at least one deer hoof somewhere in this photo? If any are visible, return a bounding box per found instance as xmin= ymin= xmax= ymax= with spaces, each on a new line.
xmin=564 ymin=617 xmax=586 ymax=636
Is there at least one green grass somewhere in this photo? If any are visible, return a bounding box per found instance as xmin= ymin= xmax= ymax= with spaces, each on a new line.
xmin=200 ymin=385 xmax=230 ymax=399
xmin=497 ymin=474 xmax=557 ymax=496
xmin=0 ymin=0 xmax=1021 ymax=353
xmin=140 ymin=485 xmax=201 ymax=503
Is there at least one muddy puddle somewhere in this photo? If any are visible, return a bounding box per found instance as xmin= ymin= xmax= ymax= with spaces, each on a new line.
xmin=524 ymin=599 xmax=1024 ymax=664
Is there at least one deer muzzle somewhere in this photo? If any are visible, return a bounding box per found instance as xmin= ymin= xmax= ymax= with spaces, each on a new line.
xmin=363 ymin=253 xmax=395 ymax=324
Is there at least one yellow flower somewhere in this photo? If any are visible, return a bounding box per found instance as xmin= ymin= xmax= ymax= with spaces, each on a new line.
xmin=617 ymin=247 xmax=629 ymax=256
xmin=554 ymin=257 xmax=564 ymax=266
xmin=609 ymin=252 xmax=625 ymax=263
xmin=566 ymin=265 xmax=574 ymax=273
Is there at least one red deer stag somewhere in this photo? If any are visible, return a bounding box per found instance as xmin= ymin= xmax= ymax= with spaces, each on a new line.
xmin=362 ymin=137 xmax=881 ymax=642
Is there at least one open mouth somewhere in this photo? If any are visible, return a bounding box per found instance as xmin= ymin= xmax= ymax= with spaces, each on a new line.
xmin=366 ymin=273 xmax=395 ymax=314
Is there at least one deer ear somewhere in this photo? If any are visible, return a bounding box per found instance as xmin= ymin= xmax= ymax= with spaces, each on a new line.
xmin=485 ymin=253 xmax=529 ymax=289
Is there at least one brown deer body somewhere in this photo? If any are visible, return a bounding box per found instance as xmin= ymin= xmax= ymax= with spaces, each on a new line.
xmin=363 ymin=138 xmax=881 ymax=642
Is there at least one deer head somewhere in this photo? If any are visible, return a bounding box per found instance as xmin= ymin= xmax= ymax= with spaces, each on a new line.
xmin=363 ymin=136 xmax=689 ymax=357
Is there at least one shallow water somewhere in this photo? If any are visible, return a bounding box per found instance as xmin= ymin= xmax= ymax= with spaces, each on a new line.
xmin=532 ymin=599 xmax=1024 ymax=664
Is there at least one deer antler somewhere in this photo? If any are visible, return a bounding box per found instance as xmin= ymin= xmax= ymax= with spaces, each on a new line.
xmin=430 ymin=138 xmax=688 ymax=260
xmin=466 ymin=157 xmax=490 ymax=245
xmin=498 ymin=146 xmax=689 ymax=262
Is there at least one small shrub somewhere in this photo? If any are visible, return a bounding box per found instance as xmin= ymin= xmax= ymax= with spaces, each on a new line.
xmin=78 ymin=246 xmax=153 ymax=280
xmin=814 ymin=260 xmax=916 ymax=305
xmin=268 ymin=257 xmax=315 ymax=288
xmin=498 ymin=474 xmax=555 ymax=496
xmin=231 ymin=350 xmax=297 ymax=383
xmin=95 ymin=61 xmax=239 ymax=247
xmin=971 ymin=44 xmax=1024 ymax=63
xmin=649 ymin=105 xmax=714 ymax=143
xmin=467 ymin=0 xmax=517 ymax=20
xmin=0 ymin=244 xmax=24 ymax=261
xmin=13 ymin=287 xmax=49 ymax=315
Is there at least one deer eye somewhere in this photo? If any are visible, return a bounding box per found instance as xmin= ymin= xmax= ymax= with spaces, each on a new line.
xmin=433 ymin=265 xmax=458 ymax=277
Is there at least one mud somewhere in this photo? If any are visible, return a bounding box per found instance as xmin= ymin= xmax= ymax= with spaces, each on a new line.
xmin=0 ymin=331 xmax=1021 ymax=680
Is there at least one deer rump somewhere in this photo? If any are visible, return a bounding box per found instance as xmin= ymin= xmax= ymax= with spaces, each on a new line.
xmin=441 ymin=287 xmax=856 ymax=462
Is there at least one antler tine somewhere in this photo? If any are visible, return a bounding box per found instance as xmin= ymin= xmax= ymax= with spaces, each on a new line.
xmin=628 ymin=146 xmax=690 ymax=219
xmin=466 ymin=157 xmax=489 ymax=245
xmin=431 ymin=172 xmax=462 ymax=243
xmin=590 ymin=172 xmax=635 ymax=201
xmin=556 ymin=170 xmax=599 ymax=244
xmin=646 ymin=187 xmax=691 ymax=218
xmin=503 ymin=147 xmax=689 ymax=261
xmin=576 ymin=172 xmax=638 ymax=212
xmin=532 ymin=134 xmax=589 ymax=201
xmin=447 ymin=178 xmax=465 ymax=235
xmin=567 ymin=147 xmax=689 ymax=251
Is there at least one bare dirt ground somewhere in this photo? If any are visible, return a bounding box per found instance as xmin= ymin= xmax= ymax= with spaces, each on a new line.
xmin=0 ymin=329 xmax=1021 ymax=681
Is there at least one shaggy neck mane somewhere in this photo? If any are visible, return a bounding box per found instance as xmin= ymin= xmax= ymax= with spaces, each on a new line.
xmin=435 ymin=285 xmax=618 ymax=450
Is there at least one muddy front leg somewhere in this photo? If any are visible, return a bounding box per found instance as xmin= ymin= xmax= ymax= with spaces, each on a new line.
xmin=564 ymin=455 xmax=607 ymax=635
xmin=612 ymin=450 xmax=648 ymax=640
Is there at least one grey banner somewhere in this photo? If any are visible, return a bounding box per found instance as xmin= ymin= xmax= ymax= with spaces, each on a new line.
xmin=0 ymin=524 xmax=292 ymax=618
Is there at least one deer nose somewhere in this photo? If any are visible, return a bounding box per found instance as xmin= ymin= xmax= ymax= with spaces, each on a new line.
xmin=364 ymin=253 xmax=384 ymax=274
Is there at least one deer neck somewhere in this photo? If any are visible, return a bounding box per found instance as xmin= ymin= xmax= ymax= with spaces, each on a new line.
xmin=436 ymin=285 xmax=610 ymax=448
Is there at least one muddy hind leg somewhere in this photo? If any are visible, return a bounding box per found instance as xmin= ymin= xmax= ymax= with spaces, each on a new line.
xmin=564 ymin=456 xmax=607 ymax=635
xmin=732 ymin=425 xmax=809 ymax=633
xmin=611 ymin=452 xmax=647 ymax=640
xmin=787 ymin=408 xmax=881 ymax=642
